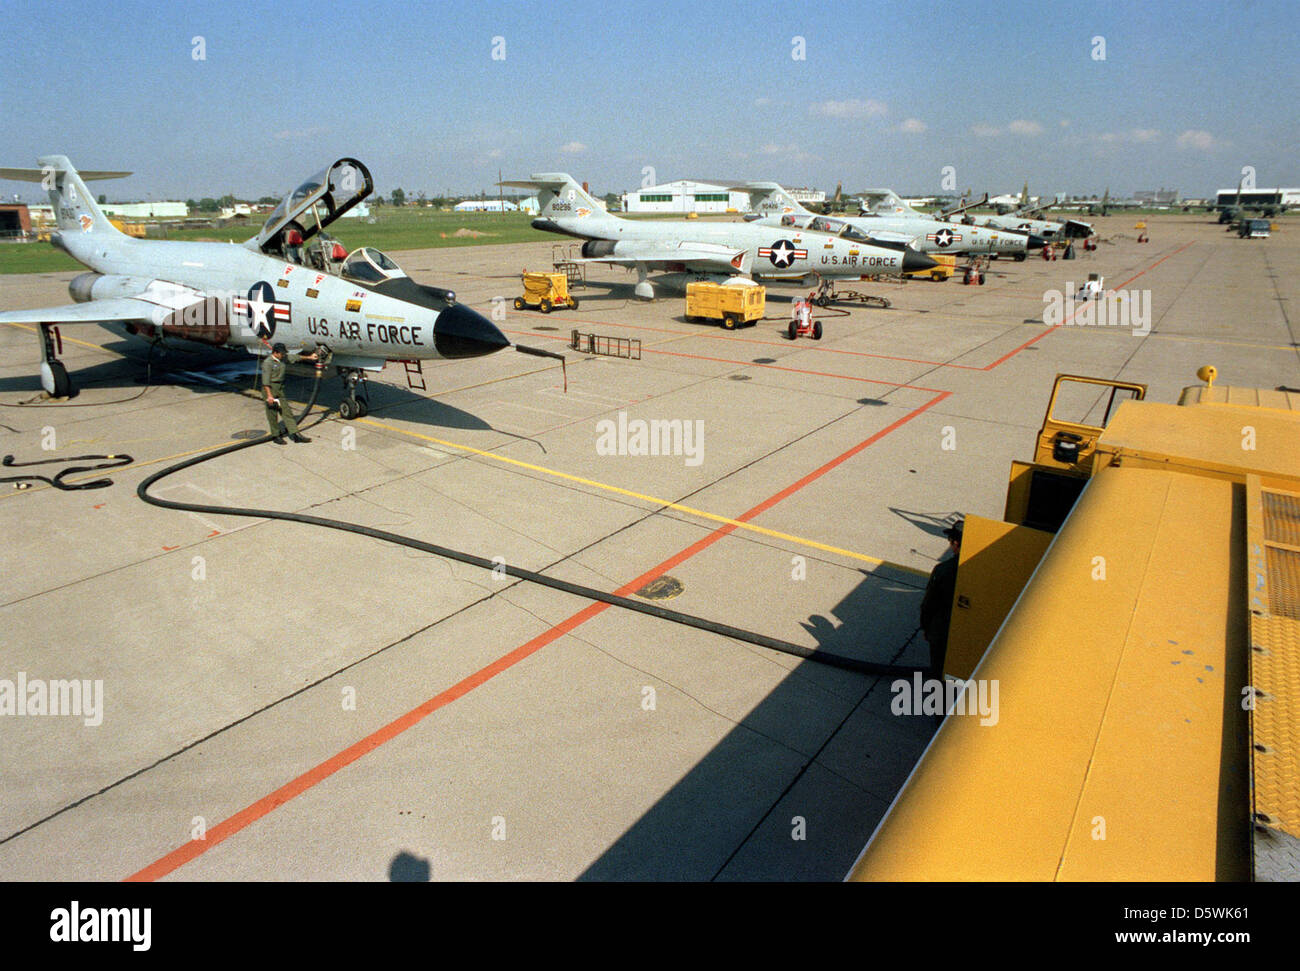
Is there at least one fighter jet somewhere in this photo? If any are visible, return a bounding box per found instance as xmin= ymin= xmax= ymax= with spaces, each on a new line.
xmin=499 ymin=173 xmax=936 ymax=299
xmin=868 ymin=189 xmax=1094 ymax=241
xmin=0 ymin=156 xmax=510 ymax=412
xmin=734 ymin=182 xmax=1046 ymax=260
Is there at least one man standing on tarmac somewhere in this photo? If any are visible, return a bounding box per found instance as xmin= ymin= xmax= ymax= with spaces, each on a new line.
xmin=263 ymin=342 xmax=318 ymax=444
xmin=919 ymin=519 xmax=963 ymax=680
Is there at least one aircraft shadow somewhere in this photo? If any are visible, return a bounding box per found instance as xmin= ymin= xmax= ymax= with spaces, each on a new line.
xmin=0 ymin=334 xmax=500 ymax=436
xmin=576 ymin=564 xmax=935 ymax=881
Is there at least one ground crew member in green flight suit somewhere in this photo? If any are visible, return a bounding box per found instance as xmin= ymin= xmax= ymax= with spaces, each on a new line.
xmin=263 ymin=342 xmax=318 ymax=443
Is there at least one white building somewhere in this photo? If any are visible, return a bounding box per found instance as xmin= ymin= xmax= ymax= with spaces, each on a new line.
xmin=100 ymin=201 xmax=188 ymax=219
xmin=622 ymin=180 xmax=741 ymax=214
xmin=1213 ymin=187 xmax=1300 ymax=208
xmin=623 ymin=180 xmax=823 ymax=213
xmin=454 ymin=199 xmax=519 ymax=212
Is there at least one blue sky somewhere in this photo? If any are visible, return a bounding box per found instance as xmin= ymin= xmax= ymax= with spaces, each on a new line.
xmin=1 ymin=0 xmax=1295 ymax=202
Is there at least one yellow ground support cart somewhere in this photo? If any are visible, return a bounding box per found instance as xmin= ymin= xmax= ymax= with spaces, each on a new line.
xmin=904 ymin=253 xmax=956 ymax=281
xmin=514 ymin=271 xmax=578 ymax=314
xmin=684 ymin=281 xmax=765 ymax=329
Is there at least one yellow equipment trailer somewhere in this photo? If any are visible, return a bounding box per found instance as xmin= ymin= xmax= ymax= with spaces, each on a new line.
xmin=514 ymin=271 xmax=578 ymax=314
xmin=684 ymin=281 xmax=765 ymax=330
xmin=849 ymin=370 xmax=1300 ymax=882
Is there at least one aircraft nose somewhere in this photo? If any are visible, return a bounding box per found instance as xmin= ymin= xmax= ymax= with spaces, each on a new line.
xmin=433 ymin=303 xmax=511 ymax=358
xmin=1027 ymin=234 xmax=1047 ymax=251
xmin=902 ymin=248 xmax=938 ymax=273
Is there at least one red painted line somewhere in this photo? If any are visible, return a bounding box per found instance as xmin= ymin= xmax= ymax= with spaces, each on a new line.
xmin=504 ymin=328 xmax=945 ymax=394
xmin=127 ymin=389 xmax=949 ymax=881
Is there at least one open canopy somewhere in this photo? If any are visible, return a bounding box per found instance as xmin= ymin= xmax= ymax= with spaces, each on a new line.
xmin=255 ymin=158 xmax=372 ymax=254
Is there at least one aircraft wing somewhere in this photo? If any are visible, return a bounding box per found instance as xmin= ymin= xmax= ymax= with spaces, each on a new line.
xmin=0 ymin=298 xmax=162 ymax=327
xmin=575 ymin=240 xmax=751 ymax=273
xmin=0 ymin=280 xmax=218 ymax=330
xmin=854 ymin=229 xmax=922 ymax=247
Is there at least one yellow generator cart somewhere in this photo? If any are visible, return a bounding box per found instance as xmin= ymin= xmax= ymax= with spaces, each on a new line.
xmin=684 ymin=281 xmax=766 ymax=329
xmin=904 ymin=253 xmax=956 ymax=281
xmin=514 ymin=271 xmax=578 ymax=313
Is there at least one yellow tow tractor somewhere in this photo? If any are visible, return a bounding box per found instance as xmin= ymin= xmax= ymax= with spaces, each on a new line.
xmin=684 ymin=281 xmax=766 ymax=329
xmin=514 ymin=270 xmax=579 ymax=314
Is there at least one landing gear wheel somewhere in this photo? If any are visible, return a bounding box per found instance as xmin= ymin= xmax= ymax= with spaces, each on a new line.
xmin=46 ymin=361 xmax=72 ymax=398
xmin=722 ymin=314 xmax=737 ymax=330
xmin=815 ymin=295 xmax=831 ymax=308
xmin=787 ymin=321 xmax=798 ymax=340
xmin=978 ymin=273 xmax=986 ymax=285
xmin=513 ymin=297 xmax=524 ymax=310
xmin=539 ymin=299 xmax=552 ymax=314
xmin=339 ymin=398 xmax=359 ymax=420
xmin=355 ymin=399 xmax=369 ymax=418
xmin=812 ymin=321 xmax=823 ymax=340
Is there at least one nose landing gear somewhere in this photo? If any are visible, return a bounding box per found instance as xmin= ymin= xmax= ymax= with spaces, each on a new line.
xmin=337 ymin=368 xmax=370 ymax=419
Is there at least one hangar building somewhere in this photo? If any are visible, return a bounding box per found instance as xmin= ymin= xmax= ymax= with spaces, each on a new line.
xmin=622 ymin=180 xmax=824 ymax=214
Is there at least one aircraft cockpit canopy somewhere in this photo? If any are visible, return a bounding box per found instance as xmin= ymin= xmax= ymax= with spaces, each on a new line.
xmin=806 ymin=216 xmax=873 ymax=243
xmin=340 ymin=247 xmax=408 ymax=286
xmin=257 ymin=158 xmax=373 ymax=255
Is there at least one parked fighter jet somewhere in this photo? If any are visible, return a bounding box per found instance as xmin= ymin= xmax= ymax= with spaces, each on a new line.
xmin=734 ymin=182 xmax=1045 ymax=260
xmin=500 ymin=173 xmax=936 ymax=299
xmin=0 ymin=156 xmax=510 ymax=411
xmin=873 ymin=189 xmax=1094 ymax=241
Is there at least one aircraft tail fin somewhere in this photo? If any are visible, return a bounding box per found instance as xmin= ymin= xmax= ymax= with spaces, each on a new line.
xmin=727 ymin=182 xmax=810 ymax=218
xmin=498 ymin=173 xmax=612 ymax=222
xmin=0 ymin=156 xmax=130 ymax=236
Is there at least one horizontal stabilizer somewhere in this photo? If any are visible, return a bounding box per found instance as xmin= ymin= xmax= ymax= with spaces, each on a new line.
xmin=0 ymin=167 xmax=131 ymax=182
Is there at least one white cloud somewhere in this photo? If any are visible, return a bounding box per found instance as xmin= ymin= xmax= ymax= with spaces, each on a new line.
xmin=1007 ymin=119 xmax=1044 ymax=136
xmin=970 ymin=124 xmax=1001 ymax=138
xmin=898 ymin=117 xmax=927 ymax=134
xmin=486 ymin=148 xmax=503 ymax=158
xmin=811 ymin=98 xmax=888 ymax=119
xmin=1175 ymin=129 xmax=1219 ymax=151
xmin=559 ymin=141 xmax=587 ymax=155
xmin=754 ymin=97 xmax=772 ymax=107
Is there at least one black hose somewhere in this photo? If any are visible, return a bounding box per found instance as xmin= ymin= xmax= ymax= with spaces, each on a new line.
xmin=3 ymin=453 xmax=134 ymax=490
xmin=136 ymin=421 xmax=920 ymax=678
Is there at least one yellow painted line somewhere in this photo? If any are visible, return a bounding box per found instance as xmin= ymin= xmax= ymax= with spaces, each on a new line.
xmin=2 ymin=320 xmax=128 ymax=354
xmin=357 ymin=416 xmax=927 ymax=578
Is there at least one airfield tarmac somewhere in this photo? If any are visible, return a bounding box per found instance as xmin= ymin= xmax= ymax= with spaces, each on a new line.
xmin=1 ymin=215 xmax=1296 ymax=881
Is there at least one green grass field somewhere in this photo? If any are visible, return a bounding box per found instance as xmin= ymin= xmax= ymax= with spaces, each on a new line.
xmin=0 ymin=208 xmax=559 ymax=275
xmin=0 ymin=206 xmax=725 ymax=275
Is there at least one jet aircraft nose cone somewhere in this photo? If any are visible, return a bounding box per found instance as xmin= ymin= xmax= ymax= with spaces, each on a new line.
xmin=433 ymin=303 xmax=511 ymax=358
xmin=902 ymin=248 xmax=938 ymax=273
xmin=1027 ymin=234 xmax=1047 ymax=251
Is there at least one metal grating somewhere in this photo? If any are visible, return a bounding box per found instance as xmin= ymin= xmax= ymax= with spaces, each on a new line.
xmin=1264 ymin=490 xmax=1300 ymax=549
xmin=1267 ymin=547 xmax=1300 ymax=621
